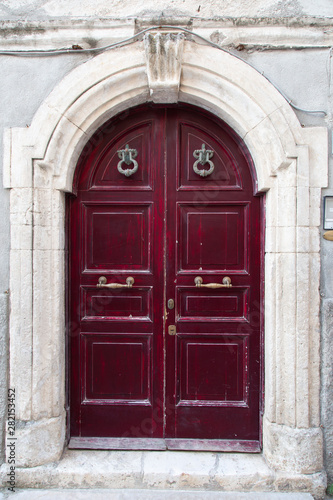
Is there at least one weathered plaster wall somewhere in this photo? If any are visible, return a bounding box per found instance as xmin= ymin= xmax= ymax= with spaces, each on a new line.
xmin=0 ymin=0 xmax=332 ymax=489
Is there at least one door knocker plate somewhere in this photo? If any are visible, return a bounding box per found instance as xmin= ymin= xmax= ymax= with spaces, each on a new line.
xmin=193 ymin=143 xmax=214 ymax=177
xmin=117 ymin=144 xmax=139 ymax=177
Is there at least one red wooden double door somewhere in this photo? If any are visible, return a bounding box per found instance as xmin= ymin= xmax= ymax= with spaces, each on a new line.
xmin=69 ymin=105 xmax=263 ymax=451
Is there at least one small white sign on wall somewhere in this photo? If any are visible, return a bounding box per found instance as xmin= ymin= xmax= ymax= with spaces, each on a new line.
xmin=324 ymin=196 xmax=333 ymax=229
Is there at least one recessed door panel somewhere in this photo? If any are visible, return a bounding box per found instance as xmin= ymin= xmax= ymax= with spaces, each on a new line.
xmin=178 ymin=203 xmax=248 ymax=272
xmin=91 ymin=123 xmax=153 ymax=190
xmin=69 ymin=104 xmax=263 ymax=450
xmin=178 ymin=124 xmax=242 ymax=190
xmin=178 ymin=336 xmax=248 ymax=404
xmin=177 ymin=287 xmax=249 ymax=321
xmin=83 ymin=336 xmax=150 ymax=402
xmin=84 ymin=204 xmax=152 ymax=272
xmin=82 ymin=287 xmax=152 ymax=321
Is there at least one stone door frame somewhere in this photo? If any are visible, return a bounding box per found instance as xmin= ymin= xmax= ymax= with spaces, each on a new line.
xmin=3 ymin=33 xmax=327 ymax=477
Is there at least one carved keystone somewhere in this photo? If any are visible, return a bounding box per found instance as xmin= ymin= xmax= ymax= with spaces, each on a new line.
xmin=144 ymin=32 xmax=184 ymax=103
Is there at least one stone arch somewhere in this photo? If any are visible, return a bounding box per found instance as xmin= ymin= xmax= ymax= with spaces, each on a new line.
xmin=4 ymin=32 xmax=327 ymax=491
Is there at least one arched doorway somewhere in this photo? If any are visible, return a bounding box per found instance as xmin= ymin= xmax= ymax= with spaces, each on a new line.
xmin=5 ymin=35 xmax=325 ymax=490
xmin=68 ymin=104 xmax=263 ymax=451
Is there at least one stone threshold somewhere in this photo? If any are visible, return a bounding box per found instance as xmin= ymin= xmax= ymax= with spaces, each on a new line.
xmin=0 ymin=450 xmax=326 ymax=499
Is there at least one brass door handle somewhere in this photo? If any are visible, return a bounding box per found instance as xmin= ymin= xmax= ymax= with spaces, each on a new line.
xmin=97 ymin=276 xmax=134 ymax=288
xmin=194 ymin=276 xmax=232 ymax=288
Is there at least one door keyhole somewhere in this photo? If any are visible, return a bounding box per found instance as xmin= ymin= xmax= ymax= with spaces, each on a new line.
xmin=167 ymin=299 xmax=175 ymax=310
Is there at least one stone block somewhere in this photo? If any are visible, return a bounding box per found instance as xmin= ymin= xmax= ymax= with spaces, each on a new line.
xmin=277 ymin=186 xmax=296 ymax=227
xmin=8 ymin=414 xmax=66 ymax=468
xmin=263 ymin=418 xmax=324 ymax=474
xmin=277 ymin=226 xmax=296 ymax=252
xmin=275 ymin=252 xmax=297 ymax=426
xmin=33 ymin=160 xmax=54 ymax=189
xmin=268 ymin=108 xmax=298 ymax=160
xmin=3 ymin=127 xmax=12 ymax=189
xmin=246 ymin=117 xmax=286 ymax=176
xmin=33 ymin=189 xmax=53 ymax=227
xmin=212 ymin=453 xmax=273 ymax=491
xmin=33 ymin=225 xmax=53 ymax=251
xmin=62 ymin=51 xmax=146 ymax=131
xmin=143 ymin=451 xmax=216 ymax=489
xmin=9 ymin=136 xmax=34 ymax=188
xmin=274 ymin=472 xmax=326 ymax=500
xmin=296 ymin=226 xmax=310 ymax=253
xmin=10 ymin=188 xmax=32 ymax=226
xmin=32 ymin=249 xmax=64 ymax=419
xmin=265 ymin=185 xmax=278 ymax=228
xmin=11 ymin=224 xmax=32 ymax=250
xmin=13 ymin=449 xmax=143 ymax=488
xmin=297 ymin=186 xmax=310 ymax=227
xmin=265 ymin=225 xmax=276 ymax=253
xmin=264 ymin=254 xmax=277 ymax=423
xmin=302 ymin=127 xmax=328 ymax=189
xmin=179 ymin=73 xmax=252 ymax=144
xmin=9 ymin=249 xmax=33 ymax=421
xmin=295 ymin=145 xmax=310 ymax=188
xmin=51 ymin=192 xmax=66 ymax=250
xmin=145 ymin=33 xmax=184 ymax=104
xmin=309 ymin=188 xmax=321 ymax=227
xmin=182 ymin=57 xmax=267 ymax=130
xmin=308 ymin=227 xmax=320 ymax=253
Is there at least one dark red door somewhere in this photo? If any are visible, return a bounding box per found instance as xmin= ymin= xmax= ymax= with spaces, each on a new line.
xmin=68 ymin=105 xmax=263 ymax=451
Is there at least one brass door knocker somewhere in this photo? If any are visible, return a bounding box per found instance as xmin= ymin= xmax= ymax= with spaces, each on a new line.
xmin=193 ymin=143 xmax=215 ymax=177
xmin=117 ymin=144 xmax=139 ymax=177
